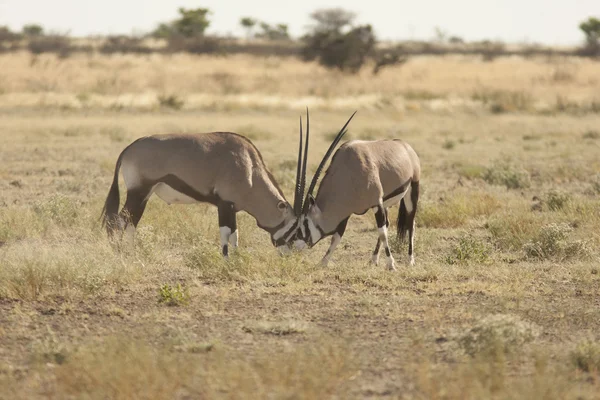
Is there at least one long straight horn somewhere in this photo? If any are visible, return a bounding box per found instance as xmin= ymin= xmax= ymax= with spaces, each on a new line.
xmin=293 ymin=116 xmax=304 ymax=216
xmin=302 ymin=111 xmax=357 ymax=214
xmin=298 ymin=108 xmax=310 ymax=209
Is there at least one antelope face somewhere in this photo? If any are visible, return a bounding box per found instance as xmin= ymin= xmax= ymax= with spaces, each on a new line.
xmin=271 ymin=201 xmax=299 ymax=253
xmin=294 ymin=197 xmax=323 ymax=249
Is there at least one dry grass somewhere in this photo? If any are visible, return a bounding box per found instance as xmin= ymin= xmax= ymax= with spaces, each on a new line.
xmin=1 ymin=53 xmax=600 ymax=398
xmin=0 ymin=52 xmax=599 ymax=112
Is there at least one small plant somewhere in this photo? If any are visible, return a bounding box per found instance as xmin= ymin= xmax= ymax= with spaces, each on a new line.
xmin=482 ymin=160 xmax=531 ymax=189
xmin=242 ymin=320 xmax=308 ymax=336
xmin=442 ymin=139 xmax=456 ymax=150
xmin=158 ymin=94 xmax=184 ymax=110
xmin=458 ymin=314 xmax=540 ymax=358
xmin=545 ymin=189 xmax=571 ymax=211
xmin=158 ymin=283 xmax=189 ymax=306
xmin=446 ymin=235 xmax=492 ymax=265
xmin=33 ymin=194 xmax=79 ymax=227
xmin=591 ymin=174 xmax=600 ymax=194
xmin=523 ymin=223 xmax=590 ymax=261
xmin=582 ymin=130 xmax=600 ymax=139
xmin=571 ymin=340 xmax=600 ymax=372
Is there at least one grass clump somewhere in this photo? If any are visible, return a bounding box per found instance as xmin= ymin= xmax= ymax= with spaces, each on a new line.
xmin=242 ymin=320 xmax=308 ymax=336
xmin=158 ymin=283 xmax=189 ymax=306
xmin=446 ymin=235 xmax=492 ymax=265
xmin=545 ymin=189 xmax=571 ymax=211
xmin=418 ymin=192 xmax=501 ymax=228
xmin=482 ymin=160 xmax=531 ymax=189
xmin=0 ymin=239 xmax=136 ymax=301
xmin=458 ymin=314 xmax=540 ymax=358
xmin=32 ymin=194 xmax=79 ymax=227
xmin=523 ymin=223 xmax=590 ymax=261
xmin=571 ymin=340 xmax=600 ymax=372
xmin=473 ymin=88 xmax=533 ymax=113
xmin=582 ymin=130 xmax=600 ymax=139
xmin=442 ymin=139 xmax=456 ymax=150
xmin=157 ymin=94 xmax=184 ymax=110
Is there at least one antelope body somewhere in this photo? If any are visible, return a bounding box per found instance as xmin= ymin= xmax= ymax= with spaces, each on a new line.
xmin=293 ymin=114 xmax=421 ymax=270
xmin=101 ymin=132 xmax=298 ymax=255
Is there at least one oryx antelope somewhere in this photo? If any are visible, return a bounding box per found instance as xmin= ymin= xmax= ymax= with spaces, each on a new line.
xmin=101 ymin=131 xmax=304 ymax=256
xmin=293 ymin=112 xmax=421 ymax=270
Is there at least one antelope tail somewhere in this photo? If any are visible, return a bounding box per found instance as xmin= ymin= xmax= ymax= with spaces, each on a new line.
xmin=397 ymin=180 xmax=419 ymax=242
xmin=100 ymin=153 xmax=124 ymax=233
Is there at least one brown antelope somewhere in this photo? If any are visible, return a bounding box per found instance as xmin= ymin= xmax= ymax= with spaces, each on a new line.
xmin=101 ymin=129 xmax=308 ymax=257
xmin=292 ymin=112 xmax=421 ymax=270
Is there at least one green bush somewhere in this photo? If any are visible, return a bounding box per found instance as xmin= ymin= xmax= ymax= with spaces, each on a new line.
xmin=523 ymin=223 xmax=590 ymax=261
xmin=158 ymin=283 xmax=189 ymax=306
xmin=482 ymin=160 xmax=531 ymax=189
xmin=446 ymin=235 xmax=492 ymax=265
xmin=458 ymin=314 xmax=539 ymax=358
xmin=545 ymin=189 xmax=571 ymax=211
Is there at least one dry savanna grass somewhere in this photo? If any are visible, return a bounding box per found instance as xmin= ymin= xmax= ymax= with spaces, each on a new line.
xmin=1 ymin=52 xmax=600 ymax=399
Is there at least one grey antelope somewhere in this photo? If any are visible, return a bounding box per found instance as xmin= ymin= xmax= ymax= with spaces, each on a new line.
xmin=101 ymin=130 xmax=305 ymax=256
xmin=293 ymin=112 xmax=421 ymax=270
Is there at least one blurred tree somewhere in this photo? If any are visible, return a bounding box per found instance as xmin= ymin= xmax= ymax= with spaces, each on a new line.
xmin=302 ymin=8 xmax=375 ymax=73
xmin=240 ymin=17 xmax=257 ymax=39
xmin=579 ymin=17 xmax=600 ymax=56
xmin=256 ymin=22 xmax=290 ymax=41
xmin=308 ymin=8 xmax=355 ymax=33
xmin=22 ymin=24 xmax=44 ymax=37
xmin=152 ymin=7 xmax=211 ymax=39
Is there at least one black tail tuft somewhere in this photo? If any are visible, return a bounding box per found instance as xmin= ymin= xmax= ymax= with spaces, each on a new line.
xmin=397 ymin=181 xmax=419 ymax=242
xmin=100 ymin=155 xmax=124 ymax=234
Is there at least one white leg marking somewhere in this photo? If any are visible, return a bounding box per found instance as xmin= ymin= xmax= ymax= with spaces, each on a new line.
xmin=378 ymin=226 xmax=396 ymax=271
xmin=220 ymin=226 xmax=231 ymax=258
xmin=277 ymin=245 xmax=291 ymax=255
xmin=371 ymin=240 xmax=380 ymax=265
xmin=229 ymin=230 xmax=238 ymax=248
xmin=320 ymin=233 xmax=341 ymax=267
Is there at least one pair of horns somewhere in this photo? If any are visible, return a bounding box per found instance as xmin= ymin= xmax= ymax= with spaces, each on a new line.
xmin=293 ymin=109 xmax=357 ymax=216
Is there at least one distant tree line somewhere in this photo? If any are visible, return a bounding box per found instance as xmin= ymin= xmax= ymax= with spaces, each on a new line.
xmin=0 ymin=9 xmax=598 ymax=73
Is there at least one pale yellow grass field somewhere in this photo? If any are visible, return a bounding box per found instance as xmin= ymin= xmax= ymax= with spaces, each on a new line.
xmin=1 ymin=53 xmax=600 ymax=399
xmin=0 ymin=51 xmax=599 ymax=111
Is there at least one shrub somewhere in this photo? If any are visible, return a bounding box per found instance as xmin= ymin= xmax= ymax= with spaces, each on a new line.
xmin=571 ymin=340 xmax=600 ymax=372
xmin=482 ymin=160 xmax=531 ymax=189
xmin=32 ymin=194 xmax=79 ymax=227
xmin=100 ymin=36 xmax=152 ymax=54
xmin=157 ymin=94 xmax=184 ymax=110
xmin=582 ymin=130 xmax=600 ymax=139
xmin=22 ymin=24 xmax=44 ymax=37
xmin=545 ymin=189 xmax=570 ymax=211
xmin=158 ymin=283 xmax=189 ymax=306
xmin=446 ymin=235 xmax=492 ymax=265
xmin=473 ymin=88 xmax=533 ymax=113
xmin=458 ymin=314 xmax=540 ymax=358
xmin=27 ymin=35 xmax=72 ymax=58
xmin=523 ymin=223 xmax=590 ymax=261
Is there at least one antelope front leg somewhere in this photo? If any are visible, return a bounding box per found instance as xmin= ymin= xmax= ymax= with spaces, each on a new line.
xmin=375 ymin=205 xmax=396 ymax=270
xmin=218 ymin=202 xmax=236 ymax=258
xmin=320 ymin=218 xmax=349 ymax=266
